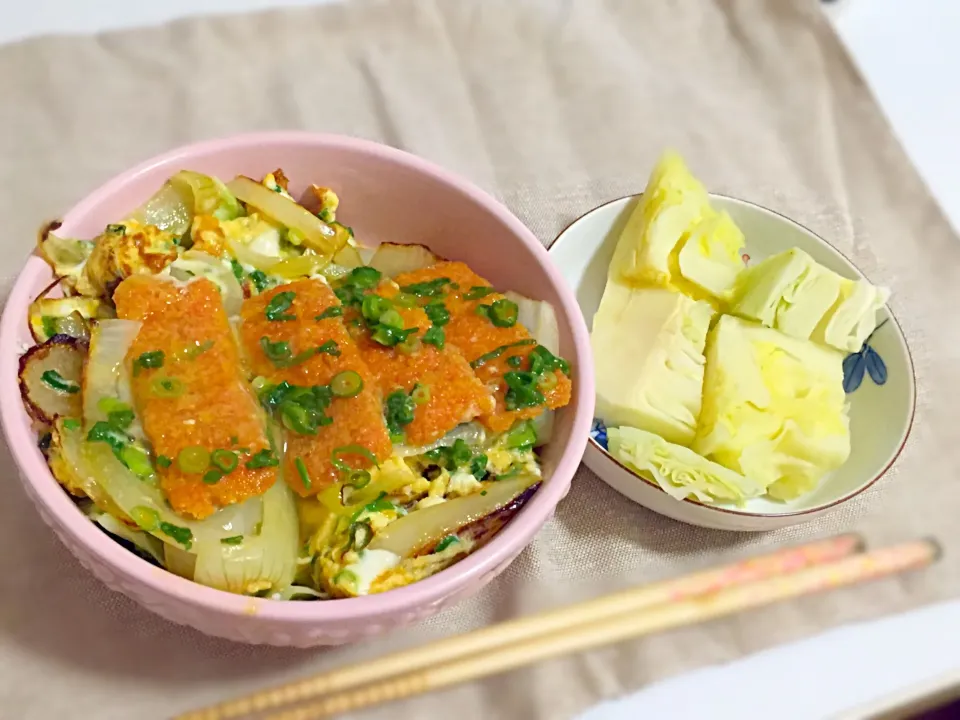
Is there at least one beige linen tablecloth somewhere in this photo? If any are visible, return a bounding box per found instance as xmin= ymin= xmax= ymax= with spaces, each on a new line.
xmin=0 ymin=1 xmax=957 ymax=718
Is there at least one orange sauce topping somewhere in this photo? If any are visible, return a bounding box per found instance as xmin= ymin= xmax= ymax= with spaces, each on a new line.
xmin=239 ymin=279 xmax=391 ymax=495
xmin=114 ymin=276 xmax=275 ymax=519
xmin=393 ymin=262 xmax=572 ymax=434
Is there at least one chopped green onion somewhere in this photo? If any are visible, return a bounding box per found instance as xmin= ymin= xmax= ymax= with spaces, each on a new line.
xmin=378 ymin=308 xmax=405 ymax=330
xmin=363 ymin=492 xmax=394 ymax=514
xmin=424 ymin=302 xmax=450 ymax=326
xmin=389 ymin=432 xmax=406 ymax=444
xmin=470 ymin=340 xmax=537 ymax=369
xmin=121 ymin=445 xmax=155 ymax=479
xmin=151 ymin=375 xmax=185 ymax=398
xmin=470 ymin=454 xmax=488 ymax=479
xmin=177 ymin=445 xmax=210 ymax=474
xmin=435 ymin=535 xmax=460 ymax=552
xmin=393 ymin=292 xmax=418 ymax=308
xmin=333 ymin=569 xmax=359 ymax=589
xmin=330 ymin=370 xmax=364 ymax=398
xmin=62 ymin=418 xmax=82 ymax=431
xmin=400 ymin=277 xmax=451 ymax=297
xmin=40 ymin=369 xmax=79 ymax=394
xmin=295 ymin=456 xmax=311 ymax=489
xmin=397 ymin=334 xmax=422 ymax=355
xmin=249 ymin=270 xmax=271 ymax=293
xmin=265 ymin=291 xmax=297 ymax=321
xmin=411 ymin=384 xmax=431 ymax=405
xmin=315 ymin=305 xmax=343 ymax=320
xmin=422 ymin=326 xmax=445 ymax=349
xmin=487 ymin=299 xmax=518 ymax=328
xmin=507 ymin=355 xmax=523 ymax=368
xmin=450 ymin=439 xmax=472 ymax=467
xmin=462 ymin=286 xmax=494 ymax=301
xmin=538 ymin=371 xmax=559 ymax=391
xmin=362 ymin=294 xmax=392 ymax=323
xmin=97 ymin=397 xmax=135 ymax=429
xmin=260 ymin=336 xmax=292 ymax=363
xmin=133 ymin=350 xmax=165 ymax=376
xmin=211 ymin=449 xmax=239 ymax=473
xmin=229 ymin=258 xmax=244 ymax=281
xmin=202 ymin=468 xmax=223 ymax=485
xmin=384 ymin=390 xmax=416 ymax=436
xmin=246 ymin=448 xmax=280 ymax=469
xmin=349 ymin=266 xmax=382 ymax=289
xmin=130 ymin=506 xmax=160 ymax=532
xmin=183 ymin=340 xmax=215 ymax=360
xmin=370 ymin=325 xmax=416 ymax=348
xmin=505 ymin=420 xmax=538 ymax=450
xmin=331 ymin=445 xmax=378 ymax=473
xmin=348 ymin=520 xmax=373 ymax=551
xmin=159 ymin=521 xmax=193 ymax=550
xmin=221 ymin=535 xmax=244 ymax=545
xmin=528 ymin=345 xmax=572 ymax=376
xmin=281 ymin=403 xmax=320 ymax=435
xmin=317 ymin=340 xmax=341 ymax=357
xmin=41 ymin=316 xmax=59 ymax=339
xmin=504 ymin=371 xmax=546 ymax=411
xmin=86 ymin=421 xmax=130 ymax=452
xmin=347 ymin=470 xmax=371 ymax=489
xmin=156 ymin=455 xmax=173 ymax=468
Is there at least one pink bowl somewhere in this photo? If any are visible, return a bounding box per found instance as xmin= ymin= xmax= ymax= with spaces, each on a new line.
xmin=0 ymin=132 xmax=594 ymax=646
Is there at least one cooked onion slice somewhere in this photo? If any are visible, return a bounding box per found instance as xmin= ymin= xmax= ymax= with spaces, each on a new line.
xmin=28 ymin=296 xmax=113 ymax=343
xmin=19 ymin=336 xmax=86 ymax=424
xmin=369 ymin=474 xmax=539 ymax=557
xmin=226 ymin=176 xmax=350 ymax=259
xmin=369 ymin=243 xmax=439 ymax=277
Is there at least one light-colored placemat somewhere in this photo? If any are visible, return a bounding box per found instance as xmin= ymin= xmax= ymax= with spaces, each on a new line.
xmin=0 ymin=1 xmax=957 ymax=718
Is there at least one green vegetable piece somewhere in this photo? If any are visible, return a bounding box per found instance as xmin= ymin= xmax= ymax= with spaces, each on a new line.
xmin=370 ymin=325 xmax=416 ymax=348
xmin=462 ymin=286 xmax=494 ymax=301
xmin=422 ymin=326 xmax=445 ymax=349
xmin=528 ymin=345 xmax=571 ymax=376
xmin=202 ymin=468 xmax=223 ymax=485
xmin=151 ymin=375 xmax=185 ymax=398
xmin=40 ymin=369 xmax=79 ymax=394
xmin=211 ymin=449 xmax=239 ymax=473
xmin=384 ymin=390 xmax=416 ymax=435
xmin=130 ymin=506 xmax=160 ymax=532
xmin=156 ymin=455 xmax=173 ymax=468
xmin=86 ymin=421 xmax=130 ymax=452
xmin=133 ymin=350 xmax=165 ymax=376
xmin=249 ymin=270 xmax=271 ymax=293
xmin=393 ymin=292 xmax=418 ymax=308
xmin=246 ymin=448 xmax=280 ymax=469
xmin=331 ymin=444 xmax=378 ymax=473
xmin=378 ymin=308 xmax=405 ymax=330
xmin=295 ymin=456 xmax=311 ymax=489
xmin=538 ymin=371 xmax=559 ymax=391
xmin=450 ymin=439 xmax=472 ymax=467
xmin=315 ymin=305 xmax=343 ymax=320
xmin=317 ymin=340 xmax=341 ymax=357
xmin=260 ymin=336 xmax=292 ymax=362
xmin=435 ymin=535 xmax=460 ymax=552
xmin=159 ymin=521 xmax=193 ymax=550
xmin=411 ymin=384 xmax=431 ymax=405
xmin=348 ymin=520 xmax=373 ymax=551
xmin=62 ymin=418 xmax=82 ymax=431
xmin=362 ymin=294 xmax=392 ymax=323
xmin=470 ymin=339 xmax=537 ymax=369
xmin=487 ymin=299 xmax=518 ymax=328
xmin=347 ymin=470 xmax=371 ymax=489
xmin=265 ymin=291 xmax=297 ymax=322
xmin=505 ymin=420 xmax=537 ymax=450
xmin=507 ymin=355 xmax=523 ymax=368
xmin=41 ymin=316 xmax=59 ymax=339
xmin=229 ymin=258 xmax=244 ymax=281
xmin=349 ymin=266 xmax=382 ymax=289
xmin=221 ymin=535 xmax=244 ymax=545
xmin=424 ymin=302 xmax=450 ymax=326
xmin=177 ymin=445 xmax=210 ymax=474
xmin=330 ymin=370 xmax=364 ymax=398
xmin=281 ymin=403 xmax=320 ymax=435
xmin=503 ymin=371 xmax=546 ymax=411
xmin=470 ymin=454 xmax=488 ymax=479
xmin=400 ymin=278 xmax=451 ymax=297
xmin=121 ymin=445 xmax=155 ymax=479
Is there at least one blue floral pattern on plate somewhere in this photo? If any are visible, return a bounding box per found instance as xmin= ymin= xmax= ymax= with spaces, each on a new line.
xmin=842 ymin=319 xmax=889 ymax=393
xmin=590 ymin=418 xmax=609 ymax=451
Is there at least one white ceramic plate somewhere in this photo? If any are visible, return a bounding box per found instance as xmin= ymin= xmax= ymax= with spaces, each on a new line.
xmin=551 ymin=194 xmax=915 ymax=531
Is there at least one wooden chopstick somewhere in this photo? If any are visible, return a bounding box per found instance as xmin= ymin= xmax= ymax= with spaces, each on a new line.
xmin=179 ymin=533 xmax=864 ymax=720
xmin=265 ymin=538 xmax=938 ymax=720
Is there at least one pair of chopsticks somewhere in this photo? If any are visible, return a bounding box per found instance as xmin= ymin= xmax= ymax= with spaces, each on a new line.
xmin=179 ymin=534 xmax=939 ymax=720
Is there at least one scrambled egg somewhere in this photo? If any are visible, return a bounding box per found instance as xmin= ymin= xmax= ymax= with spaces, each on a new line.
xmin=74 ymin=221 xmax=179 ymax=298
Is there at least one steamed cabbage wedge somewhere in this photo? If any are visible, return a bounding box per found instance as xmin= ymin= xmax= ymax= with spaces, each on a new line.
xmin=693 ymin=315 xmax=851 ymax=500
xmin=608 ymin=151 xmax=744 ymax=303
xmin=591 ymin=283 xmax=714 ymax=446
xmin=608 ymin=426 xmax=764 ymax=504
xmin=732 ymin=247 xmax=889 ymax=353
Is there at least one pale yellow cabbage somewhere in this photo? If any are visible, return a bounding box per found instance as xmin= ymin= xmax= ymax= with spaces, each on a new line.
xmin=693 ymin=315 xmax=851 ymax=500
xmin=608 ymin=425 xmax=764 ymax=504
xmin=592 ymin=283 xmax=715 ymax=446
xmin=732 ymin=247 xmax=889 ymax=352
xmin=608 ymin=151 xmax=744 ymax=303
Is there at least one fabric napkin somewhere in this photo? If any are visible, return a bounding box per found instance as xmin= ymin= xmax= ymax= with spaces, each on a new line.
xmin=0 ymin=1 xmax=957 ymax=718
